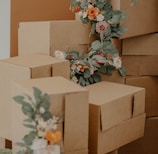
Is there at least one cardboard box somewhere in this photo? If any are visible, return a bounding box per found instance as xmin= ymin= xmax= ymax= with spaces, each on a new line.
xmin=0 ymin=138 xmax=12 ymax=149
xmin=111 ymin=0 xmax=158 ymax=39
xmin=107 ymin=150 xmax=118 ymax=154
xmin=118 ymin=117 xmax=158 ymax=154
xmin=100 ymin=70 xmax=125 ymax=84
xmin=18 ymin=20 xmax=93 ymax=56
xmin=0 ymin=54 xmax=70 ymax=140
xmin=122 ymin=55 xmax=158 ymax=76
xmin=125 ymin=76 xmax=158 ymax=117
xmin=11 ymin=77 xmax=89 ymax=154
xmin=122 ymin=33 xmax=158 ymax=55
xmin=86 ymin=81 xmax=145 ymax=154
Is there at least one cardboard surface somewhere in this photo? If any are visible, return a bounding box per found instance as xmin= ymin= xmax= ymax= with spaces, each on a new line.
xmin=0 ymin=55 xmax=70 ymax=140
xmin=118 ymin=117 xmax=158 ymax=154
xmin=122 ymin=55 xmax=158 ymax=76
xmin=18 ymin=20 xmax=93 ymax=56
xmin=11 ymin=0 xmax=74 ymax=57
xmin=122 ymin=33 xmax=158 ymax=55
xmin=11 ymin=77 xmax=89 ymax=153
xmin=111 ymin=0 xmax=158 ymax=39
xmin=86 ymin=81 xmax=145 ymax=154
xmin=125 ymin=76 xmax=158 ymax=117
xmin=89 ymin=113 xmax=146 ymax=154
xmin=100 ymin=70 xmax=125 ymax=84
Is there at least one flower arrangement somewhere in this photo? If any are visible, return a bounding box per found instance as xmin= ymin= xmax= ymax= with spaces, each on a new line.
xmin=54 ymin=0 xmax=136 ymax=86
xmin=13 ymin=87 xmax=62 ymax=154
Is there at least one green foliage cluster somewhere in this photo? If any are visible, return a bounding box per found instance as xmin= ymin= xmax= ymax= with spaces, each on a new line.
xmin=13 ymin=87 xmax=52 ymax=154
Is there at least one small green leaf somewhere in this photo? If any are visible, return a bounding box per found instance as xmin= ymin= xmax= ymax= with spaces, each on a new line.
xmin=83 ymin=68 xmax=91 ymax=79
xmin=91 ymin=40 xmax=101 ymax=50
xmin=79 ymin=76 xmax=86 ymax=86
xmin=93 ymin=74 xmax=101 ymax=83
xmin=119 ymin=67 xmax=126 ymax=76
xmin=15 ymin=142 xmax=26 ymax=147
xmin=23 ymin=124 xmax=36 ymax=129
xmin=13 ymin=96 xmax=26 ymax=105
xmin=23 ymin=131 xmax=37 ymax=146
xmin=90 ymin=22 xmax=96 ymax=35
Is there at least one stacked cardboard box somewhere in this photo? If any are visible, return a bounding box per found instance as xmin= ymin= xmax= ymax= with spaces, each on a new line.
xmin=86 ymin=81 xmax=146 ymax=154
xmin=11 ymin=77 xmax=89 ymax=154
xmin=0 ymin=54 xmax=70 ymax=140
xmin=18 ymin=20 xmax=95 ymax=56
xmin=110 ymin=1 xmax=158 ymax=153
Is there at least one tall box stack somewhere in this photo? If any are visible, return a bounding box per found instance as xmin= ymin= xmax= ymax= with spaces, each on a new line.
xmin=86 ymin=81 xmax=146 ymax=154
xmin=110 ymin=0 xmax=158 ymax=153
xmin=11 ymin=77 xmax=89 ymax=154
xmin=0 ymin=54 xmax=70 ymax=140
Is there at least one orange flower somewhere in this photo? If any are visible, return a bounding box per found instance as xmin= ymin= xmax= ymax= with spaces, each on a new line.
xmin=80 ymin=65 xmax=89 ymax=72
xmin=87 ymin=7 xmax=99 ymax=20
xmin=73 ymin=6 xmax=80 ymax=13
xmin=45 ymin=131 xmax=62 ymax=143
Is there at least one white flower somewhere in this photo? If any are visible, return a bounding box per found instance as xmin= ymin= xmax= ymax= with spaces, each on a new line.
xmin=39 ymin=107 xmax=45 ymax=114
xmin=82 ymin=11 xmax=88 ymax=18
xmin=31 ymin=138 xmax=47 ymax=150
xmin=54 ymin=50 xmax=66 ymax=59
xmin=71 ymin=76 xmax=78 ymax=83
xmin=37 ymin=118 xmax=48 ymax=137
xmin=46 ymin=116 xmax=59 ymax=130
xmin=113 ymin=56 xmax=122 ymax=69
xmin=96 ymin=14 xmax=104 ymax=21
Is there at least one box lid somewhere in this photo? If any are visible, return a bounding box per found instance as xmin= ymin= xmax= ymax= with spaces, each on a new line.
xmin=2 ymin=54 xmax=68 ymax=68
xmin=86 ymin=81 xmax=145 ymax=131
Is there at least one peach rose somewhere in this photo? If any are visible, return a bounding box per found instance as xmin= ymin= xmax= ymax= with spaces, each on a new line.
xmin=73 ymin=6 xmax=80 ymax=13
xmin=87 ymin=7 xmax=100 ymax=20
xmin=45 ymin=131 xmax=62 ymax=143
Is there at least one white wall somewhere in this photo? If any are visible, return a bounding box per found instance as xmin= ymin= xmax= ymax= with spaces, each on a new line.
xmin=0 ymin=0 xmax=10 ymax=59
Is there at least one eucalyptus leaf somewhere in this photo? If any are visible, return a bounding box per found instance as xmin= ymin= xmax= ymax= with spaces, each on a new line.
xmin=93 ymin=74 xmax=101 ymax=83
xmin=83 ymin=68 xmax=91 ymax=79
xmin=13 ymin=96 xmax=27 ymax=105
xmin=23 ymin=124 xmax=36 ymax=129
xmin=119 ymin=67 xmax=126 ymax=76
xmin=91 ymin=40 xmax=101 ymax=50
xmin=33 ymin=87 xmax=42 ymax=105
xmin=23 ymin=131 xmax=37 ymax=146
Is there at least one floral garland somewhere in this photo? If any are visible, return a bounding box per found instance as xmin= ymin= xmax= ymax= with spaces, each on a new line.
xmin=54 ymin=0 xmax=136 ymax=86
xmin=13 ymin=87 xmax=62 ymax=154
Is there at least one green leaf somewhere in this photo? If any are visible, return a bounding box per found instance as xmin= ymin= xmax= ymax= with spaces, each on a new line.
xmin=17 ymin=150 xmax=26 ymax=154
xmin=93 ymin=74 xmax=102 ymax=83
xmin=33 ymin=87 xmax=42 ymax=105
xmin=22 ymin=103 xmax=34 ymax=117
xmin=15 ymin=142 xmax=26 ymax=147
xmin=83 ymin=68 xmax=91 ymax=79
xmin=42 ymin=112 xmax=52 ymax=121
xmin=98 ymin=65 xmax=107 ymax=74
xmin=24 ymin=118 xmax=33 ymax=123
xmin=119 ymin=67 xmax=126 ymax=76
xmin=13 ymin=96 xmax=26 ymax=105
xmin=23 ymin=131 xmax=37 ymax=146
xmin=23 ymin=124 xmax=36 ymax=129
xmin=79 ymin=76 xmax=86 ymax=86
xmin=90 ymin=22 xmax=96 ymax=35
xmin=91 ymin=40 xmax=101 ymax=50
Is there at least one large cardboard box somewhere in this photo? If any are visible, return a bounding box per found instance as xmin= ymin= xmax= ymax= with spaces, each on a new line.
xmin=125 ymin=76 xmax=158 ymax=117
xmin=11 ymin=77 xmax=89 ymax=154
xmin=0 ymin=54 xmax=70 ymax=140
xmin=122 ymin=33 xmax=158 ymax=55
xmin=122 ymin=55 xmax=158 ymax=76
xmin=18 ymin=20 xmax=93 ymax=56
xmin=86 ymin=81 xmax=145 ymax=154
xmin=118 ymin=117 xmax=158 ymax=154
xmin=111 ymin=0 xmax=158 ymax=39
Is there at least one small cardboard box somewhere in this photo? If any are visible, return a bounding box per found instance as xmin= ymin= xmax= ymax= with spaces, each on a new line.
xmin=0 ymin=137 xmax=12 ymax=149
xmin=18 ymin=20 xmax=93 ymax=56
xmin=0 ymin=54 xmax=70 ymax=140
xmin=11 ymin=77 xmax=89 ymax=154
xmin=86 ymin=81 xmax=145 ymax=154
xmin=118 ymin=117 xmax=158 ymax=154
xmin=125 ymin=76 xmax=158 ymax=117
xmin=122 ymin=33 xmax=158 ymax=55
xmin=122 ymin=55 xmax=158 ymax=76
xmin=111 ymin=0 xmax=158 ymax=39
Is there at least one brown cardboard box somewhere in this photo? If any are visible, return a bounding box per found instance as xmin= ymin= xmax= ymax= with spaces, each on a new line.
xmin=11 ymin=0 xmax=74 ymax=57
xmin=107 ymin=150 xmax=118 ymax=154
xmin=111 ymin=0 xmax=158 ymax=39
xmin=118 ymin=117 xmax=158 ymax=154
xmin=125 ymin=76 xmax=158 ymax=117
xmin=100 ymin=70 xmax=125 ymax=84
xmin=18 ymin=20 xmax=93 ymax=56
xmin=0 ymin=54 xmax=70 ymax=140
xmin=0 ymin=138 xmax=12 ymax=149
xmin=11 ymin=77 xmax=89 ymax=154
xmin=122 ymin=33 xmax=158 ymax=55
xmin=86 ymin=81 xmax=145 ymax=154
xmin=122 ymin=55 xmax=158 ymax=76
